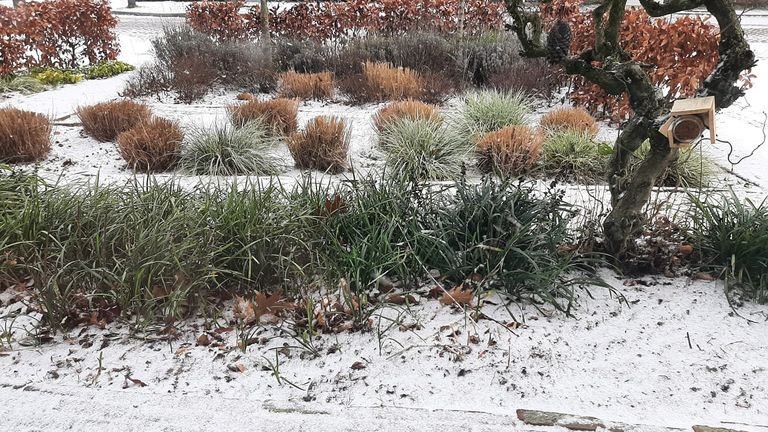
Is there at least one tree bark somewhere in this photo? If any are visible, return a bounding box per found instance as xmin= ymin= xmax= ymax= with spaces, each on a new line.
xmin=503 ymin=0 xmax=755 ymax=258
xmin=260 ymin=0 xmax=270 ymax=40
xmin=127 ymin=0 xmax=137 ymax=9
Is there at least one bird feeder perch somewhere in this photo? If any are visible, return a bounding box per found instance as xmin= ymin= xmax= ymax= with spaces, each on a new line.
xmin=659 ymin=96 xmax=716 ymax=149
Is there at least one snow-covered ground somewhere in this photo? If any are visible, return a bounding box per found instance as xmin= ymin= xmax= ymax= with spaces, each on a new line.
xmin=2 ymin=271 xmax=767 ymax=430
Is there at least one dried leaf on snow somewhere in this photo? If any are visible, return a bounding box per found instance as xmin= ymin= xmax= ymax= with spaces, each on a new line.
xmin=440 ymin=286 xmax=474 ymax=306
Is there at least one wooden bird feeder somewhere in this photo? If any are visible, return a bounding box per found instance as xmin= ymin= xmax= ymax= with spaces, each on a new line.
xmin=659 ymin=96 xmax=716 ymax=149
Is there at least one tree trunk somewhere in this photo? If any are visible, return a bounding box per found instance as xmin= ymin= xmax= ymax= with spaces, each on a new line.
xmin=127 ymin=0 xmax=136 ymax=8
xmin=260 ymin=0 xmax=270 ymax=40
xmin=12 ymin=0 xmax=21 ymax=6
xmin=503 ymin=0 xmax=755 ymax=259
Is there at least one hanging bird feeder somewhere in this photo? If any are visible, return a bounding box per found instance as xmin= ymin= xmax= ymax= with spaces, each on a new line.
xmin=659 ymin=96 xmax=716 ymax=149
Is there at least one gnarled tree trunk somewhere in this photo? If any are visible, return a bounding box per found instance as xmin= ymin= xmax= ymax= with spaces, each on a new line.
xmin=503 ymin=0 xmax=756 ymax=258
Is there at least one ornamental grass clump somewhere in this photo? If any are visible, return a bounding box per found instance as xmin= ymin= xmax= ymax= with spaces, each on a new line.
xmin=77 ymin=100 xmax=152 ymax=142
xmin=340 ymin=62 xmax=425 ymax=104
xmin=378 ymin=118 xmax=468 ymax=180
xmin=691 ymin=191 xmax=768 ymax=304
xmin=287 ymin=116 xmax=350 ymax=173
xmin=277 ymin=71 xmax=335 ymax=100
xmin=0 ymin=108 xmax=52 ymax=163
xmin=476 ymin=125 xmax=543 ymax=175
xmin=455 ymin=89 xmax=532 ymax=145
xmin=634 ymin=140 xmax=714 ymax=187
xmin=540 ymin=131 xmax=611 ymax=182
xmin=540 ymin=106 xmax=600 ymax=138
xmin=228 ymin=97 xmax=299 ymax=135
xmin=373 ymin=100 xmax=442 ymax=133
xmin=180 ymin=121 xmax=281 ymax=176
xmin=116 ymin=117 xmax=184 ymax=172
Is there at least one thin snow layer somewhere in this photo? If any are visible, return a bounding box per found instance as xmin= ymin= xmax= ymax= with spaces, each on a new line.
xmin=705 ymin=42 xmax=768 ymax=190
xmin=1 ymin=271 xmax=767 ymax=430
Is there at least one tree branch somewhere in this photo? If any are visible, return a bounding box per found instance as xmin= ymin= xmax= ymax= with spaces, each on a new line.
xmin=503 ymin=0 xmax=547 ymax=57
xmin=639 ymin=0 xmax=703 ymax=17
xmin=698 ymin=0 xmax=757 ymax=109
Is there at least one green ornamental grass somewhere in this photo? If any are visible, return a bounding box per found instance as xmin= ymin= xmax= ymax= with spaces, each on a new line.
xmin=378 ymin=118 xmax=470 ymax=180
xmin=180 ymin=121 xmax=282 ymax=176
xmin=454 ymin=89 xmax=532 ymax=145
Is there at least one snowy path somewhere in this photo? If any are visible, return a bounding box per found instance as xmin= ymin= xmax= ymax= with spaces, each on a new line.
xmin=0 ymin=383 xmax=538 ymax=432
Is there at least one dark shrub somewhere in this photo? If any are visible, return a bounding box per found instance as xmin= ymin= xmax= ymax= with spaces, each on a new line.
xmin=124 ymin=27 xmax=276 ymax=101
xmin=170 ymin=55 xmax=218 ymax=103
xmin=488 ymin=59 xmax=563 ymax=99
xmin=273 ymin=38 xmax=331 ymax=73
xmin=456 ymin=32 xmax=521 ymax=86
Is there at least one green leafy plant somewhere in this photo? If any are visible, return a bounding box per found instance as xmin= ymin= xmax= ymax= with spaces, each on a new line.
xmin=180 ymin=121 xmax=282 ymax=176
xmin=421 ymin=176 xmax=604 ymax=313
xmin=30 ymin=68 xmax=83 ymax=85
xmin=82 ymin=61 xmax=135 ymax=79
xmin=691 ymin=191 xmax=768 ymax=303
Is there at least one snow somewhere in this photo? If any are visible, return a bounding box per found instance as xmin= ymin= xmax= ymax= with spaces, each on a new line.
xmin=1 ymin=271 xmax=767 ymax=430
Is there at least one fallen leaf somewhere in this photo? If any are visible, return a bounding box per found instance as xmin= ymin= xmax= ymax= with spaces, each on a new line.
xmin=237 ymin=92 xmax=254 ymax=100
xmin=126 ymin=376 xmax=147 ymax=387
xmin=350 ymin=361 xmax=367 ymax=370
xmin=213 ymin=326 xmax=234 ymax=334
xmin=253 ymin=291 xmax=294 ymax=321
xmin=440 ymin=286 xmax=474 ymax=306
xmin=233 ymin=296 xmax=257 ymax=325
xmin=678 ymin=244 xmax=694 ymax=255
xmin=693 ymin=272 xmax=716 ymax=281
xmin=385 ymin=294 xmax=418 ymax=305
xmin=197 ymin=334 xmax=210 ymax=346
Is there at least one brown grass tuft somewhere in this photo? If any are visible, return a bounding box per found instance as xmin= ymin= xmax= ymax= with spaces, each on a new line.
xmin=476 ymin=125 xmax=543 ymax=175
xmin=540 ymin=107 xmax=599 ymax=138
xmin=363 ymin=62 xmax=423 ymax=101
xmin=373 ymin=100 xmax=441 ymax=133
xmin=278 ymin=71 xmax=335 ymax=100
xmin=77 ymin=100 xmax=152 ymax=142
xmin=0 ymin=108 xmax=52 ymax=163
xmin=340 ymin=62 xmax=427 ymax=104
xmin=287 ymin=116 xmax=349 ymax=173
xmin=228 ymin=98 xmax=299 ymax=135
xmin=116 ymin=117 xmax=183 ymax=172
